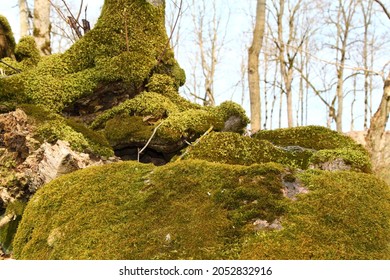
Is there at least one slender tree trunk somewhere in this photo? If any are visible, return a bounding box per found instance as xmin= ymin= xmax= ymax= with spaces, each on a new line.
xmin=19 ymin=0 xmax=30 ymax=37
xmin=248 ymin=0 xmax=266 ymax=133
xmin=33 ymin=0 xmax=51 ymax=55
xmin=366 ymin=73 xmax=390 ymax=168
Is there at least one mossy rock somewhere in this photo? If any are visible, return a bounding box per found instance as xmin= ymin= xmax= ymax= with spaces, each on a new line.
xmin=181 ymin=132 xmax=315 ymax=169
xmin=181 ymin=132 xmax=286 ymax=166
xmin=309 ymin=148 xmax=372 ymax=173
xmin=253 ymin=126 xmax=366 ymax=152
xmin=19 ymin=104 xmax=113 ymax=157
xmin=0 ymin=200 xmax=26 ymax=254
xmin=12 ymin=160 xmax=390 ymax=259
xmin=241 ymin=170 xmax=390 ymax=259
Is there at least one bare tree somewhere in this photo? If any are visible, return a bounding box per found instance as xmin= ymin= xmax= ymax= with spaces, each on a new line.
xmin=189 ymin=0 xmax=228 ymax=106
xmin=248 ymin=0 xmax=266 ymax=133
xmin=270 ymin=0 xmax=309 ymax=128
xmin=365 ymin=0 xmax=390 ymax=170
xmin=331 ymin=0 xmax=358 ymax=132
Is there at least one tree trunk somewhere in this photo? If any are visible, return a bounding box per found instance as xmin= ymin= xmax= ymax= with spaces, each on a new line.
xmin=248 ymin=0 xmax=266 ymax=133
xmin=33 ymin=0 xmax=51 ymax=55
xmin=19 ymin=0 xmax=30 ymax=37
xmin=366 ymin=73 xmax=390 ymax=168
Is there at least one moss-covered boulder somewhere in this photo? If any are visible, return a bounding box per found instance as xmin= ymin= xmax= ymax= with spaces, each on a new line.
xmin=12 ymin=160 xmax=390 ymax=259
xmin=253 ymin=126 xmax=365 ymax=152
xmin=241 ymin=170 xmax=390 ymax=259
xmin=180 ymin=126 xmax=371 ymax=172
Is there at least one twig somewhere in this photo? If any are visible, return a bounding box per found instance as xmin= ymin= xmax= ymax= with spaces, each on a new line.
xmin=374 ymin=0 xmax=390 ymax=20
xmin=176 ymin=126 xmax=214 ymax=161
xmin=0 ymin=60 xmax=22 ymax=73
xmin=137 ymin=121 xmax=164 ymax=162
xmin=156 ymin=0 xmax=183 ymax=64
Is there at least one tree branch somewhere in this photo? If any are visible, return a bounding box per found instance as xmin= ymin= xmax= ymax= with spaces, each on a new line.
xmin=374 ymin=0 xmax=390 ymax=20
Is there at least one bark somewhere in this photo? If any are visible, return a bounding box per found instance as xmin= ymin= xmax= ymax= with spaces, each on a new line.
xmin=19 ymin=0 xmax=30 ymax=37
xmin=248 ymin=0 xmax=266 ymax=133
xmin=33 ymin=0 xmax=51 ymax=55
xmin=366 ymin=73 xmax=390 ymax=168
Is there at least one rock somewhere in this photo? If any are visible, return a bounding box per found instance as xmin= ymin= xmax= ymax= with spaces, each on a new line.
xmin=19 ymin=140 xmax=120 ymax=193
xmin=0 ymin=109 xmax=120 ymax=208
xmin=0 ymin=109 xmax=39 ymax=163
xmin=309 ymin=158 xmax=352 ymax=172
xmin=282 ymin=174 xmax=308 ymax=200
xmin=253 ymin=219 xmax=283 ymax=231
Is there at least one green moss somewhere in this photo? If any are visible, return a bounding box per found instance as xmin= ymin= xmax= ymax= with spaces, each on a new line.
xmin=65 ymin=118 xmax=114 ymax=157
xmin=12 ymin=160 xmax=288 ymax=259
xmin=182 ymin=132 xmax=285 ymax=166
xmin=15 ymin=36 xmax=41 ymax=68
xmin=309 ymin=148 xmax=372 ymax=173
xmin=254 ymin=126 xmax=365 ymax=152
xmin=157 ymin=109 xmax=223 ymax=142
xmin=181 ymin=132 xmax=314 ymax=169
xmin=0 ymin=15 xmax=16 ymax=56
xmin=1 ymin=0 xmax=184 ymax=114
xmin=104 ymin=115 xmax=155 ymax=146
xmin=214 ymin=101 xmax=250 ymax=133
xmin=91 ymin=91 xmax=180 ymax=129
xmin=16 ymin=104 xmax=113 ymax=156
xmin=0 ymin=200 xmax=26 ymax=253
xmin=241 ymin=170 xmax=390 ymax=259
xmin=13 ymin=160 xmax=390 ymax=260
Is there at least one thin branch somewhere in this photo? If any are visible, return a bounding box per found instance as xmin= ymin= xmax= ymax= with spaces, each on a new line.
xmin=175 ymin=126 xmax=214 ymax=161
xmin=137 ymin=121 xmax=164 ymax=162
xmin=373 ymin=0 xmax=390 ymax=20
xmin=156 ymin=0 xmax=183 ymax=64
xmin=0 ymin=60 xmax=22 ymax=73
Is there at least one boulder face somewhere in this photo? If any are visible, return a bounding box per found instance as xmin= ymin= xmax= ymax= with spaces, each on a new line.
xmin=12 ymin=160 xmax=390 ymax=260
xmin=0 ymin=109 xmax=119 ymax=254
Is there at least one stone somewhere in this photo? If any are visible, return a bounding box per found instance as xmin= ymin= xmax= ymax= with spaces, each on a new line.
xmin=19 ymin=140 xmax=119 ymax=193
xmin=309 ymin=158 xmax=352 ymax=172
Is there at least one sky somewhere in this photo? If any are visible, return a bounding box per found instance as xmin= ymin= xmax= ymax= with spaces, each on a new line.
xmin=1 ymin=0 xmax=388 ymax=131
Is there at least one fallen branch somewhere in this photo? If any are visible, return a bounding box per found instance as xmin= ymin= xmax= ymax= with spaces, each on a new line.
xmin=176 ymin=126 xmax=214 ymax=161
xmin=0 ymin=60 xmax=21 ymax=73
xmin=137 ymin=121 xmax=164 ymax=162
xmin=0 ymin=213 xmax=15 ymax=229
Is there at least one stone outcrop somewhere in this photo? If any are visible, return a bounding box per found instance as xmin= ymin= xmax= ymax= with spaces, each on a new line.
xmin=0 ymin=109 xmax=119 ymax=208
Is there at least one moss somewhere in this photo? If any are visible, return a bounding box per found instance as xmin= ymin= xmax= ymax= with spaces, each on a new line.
xmin=65 ymin=118 xmax=114 ymax=157
xmin=13 ymin=160 xmax=390 ymax=260
xmin=181 ymin=132 xmax=314 ymax=169
xmin=15 ymin=36 xmax=41 ymax=68
xmin=12 ymin=160 xmax=288 ymax=259
xmin=0 ymin=200 xmax=26 ymax=253
xmin=241 ymin=170 xmax=390 ymax=259
xmin=254 ymin=126 xmax=365 ymax=152
xmin=104 ymin=115 xmax=155 ymax=146
xmin=91 ymin=91 xmax=179 ymax=129
xmin=182 ymin=132 xmax=285 ymax=166
xmin=214 ymin=101 xmax=250 ymax=133
xmin=0 ymin=15 xmax=16 ymax=57
xmin=16 ymin=104 xmax=113 ymax=157
xmin=157 ymin=109 xmax=223 ymax=142
xmin=309 ymin=148 xmax=372 ymax=173
xmin=1 ymin=0 xmax=184 ymax=114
